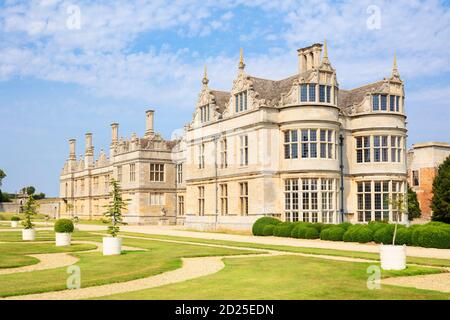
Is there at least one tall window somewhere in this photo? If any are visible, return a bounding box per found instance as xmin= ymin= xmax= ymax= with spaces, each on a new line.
xmin=80 ymin=179 xmax=85 ymax=194
xmin=176 ymin=163 xmax=183 ymax=184
xmin=374 ymin=136 xmax=388 ymax=162
xmin=220 ymin=184 xmax=228 ymax=215
xmin=319 ymin=85 xmax=332 ymax=103
xmin=240 ymin=135 xmax=249 ymax=166
xmin=356 ymin=136 xmax=371 ymax=163
xmin=357 ymin=180 xmax=405 ymax=223
xmin=150 ymin=163 xmax=164 ymax=182
xmin=239 ymin=182 xmax=249 ymax=215
xmin=235 ymin=91 xmax=248 ymax=112
xmin=93 ymin=177 xmax=99 ymax=193
xmin=308 ymin=84 xmax=316 ymax=102
xmin=130 ymin=164 xmax=136 ymax=182
xmin=412 ymin=170 xmax=419 ymax=186
xmin=198 ymin=186 xmax=205 ymax=216
xmin=302 ymin=178 xmax=319 ymax=222
xmin=104 ymin=175 xmax=110 ymax=192
xmin=391 ymin=136 xmax=402 ymax=163
xmin=149 ymin=193 xmax=165 ymax=205
xmin=200 ymin=105 xmax=210 ymax=123
xmin=284 ymin=130 xmax=298 ymax=159
xmin=320 ymin=129 xmax=333 ymax=159
xmin=300 ymin=84 xmax=308 ymax=102
xmin=301 ymin=129 xmax=317 ymax=158
xmin=178 ymin=196 xmax=184 ymax=216
xmin=198 ymin=144 xmax=205 ymax=169
xmin=117 ymin=166 xmax=122 ymax=182
xmin=372 ymin=94 xmax=379 ymax=111
xmin=319 ymin=85 xmax=326 ymax=102
xmin=220 ymin=138 xmax=228 ymax=168
xmin=321 ymin=179 xmax=334 ymax=223
xmin=284 ymin=179 xmax=299 ymax=222
xmin=380 ymin=95 xmax=387 ymax=111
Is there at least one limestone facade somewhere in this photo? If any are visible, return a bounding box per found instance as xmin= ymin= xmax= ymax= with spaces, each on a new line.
xmin=407 ymin=142 xmax=450 ymax=220
xmin=60 ymin=42 xmax=409 ymax=230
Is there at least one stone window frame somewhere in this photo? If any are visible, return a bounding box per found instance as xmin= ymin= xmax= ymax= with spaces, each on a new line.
xmin=220 ymin=183 xmax=228 ymax=215
xmin=356 ymin=135 xmax=403 ymax=164
xmin=150 ymin=163 xmax=165 ymax=182
xmin=235 ymin=91 xmax=248 ymax=113
xmin=198 ymin=186 xmax=205 ymax=216
xmin=178 ymin=195 xmax=184 ymax=216
xmin=373 ymin=94 xmax=402 ymax=113
xmin=176 ymin=163 xmax=183 ymax=184
xmin=129 ymin=163 xmax=136 ymax=182
xmin=239 ymin=182 xmax=249 ymax=216
xmin=284 ymin=130 xmax=298 ymax=159
xmin=239 ymin=135 xmax=249 ymax=166
xmin=220 ymin=138 xmax=228 ymax=169
xmin=199 ymin=104 xmax=210 ymax=123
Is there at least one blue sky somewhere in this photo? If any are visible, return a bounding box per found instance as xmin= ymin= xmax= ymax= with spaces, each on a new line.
xmin=1 ymin=0 xmax=450 ymax=196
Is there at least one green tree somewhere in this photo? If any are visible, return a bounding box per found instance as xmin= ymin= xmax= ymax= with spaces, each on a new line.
xmin=0 ymin=169 xmax=6 ymax=187
xmin=407 ymin=185 xmax=421 ymax=221
xmin=22 ymin=195 xmax=39 ymax=229
xmin=22 ymin=186 xmax=36 ymax=196
xmin=431 ymin=155 xmax=450 ymax=223
xmin=103 ymin=179 xmax=128 ymax=237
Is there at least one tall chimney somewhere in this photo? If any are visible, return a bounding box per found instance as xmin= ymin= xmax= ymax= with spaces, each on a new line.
xmin=69 ymin=139 xmax=76 ymax=160
xmin=146 ymin=110 xmax=155 ymax=136
xmin=111 ymin=123 xmax=119 ymax=144
xmin=85 ymin=133 xmax=94 ymax=156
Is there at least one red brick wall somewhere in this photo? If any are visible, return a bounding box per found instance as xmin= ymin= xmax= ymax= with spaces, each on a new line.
xmin=409 ymin=167 xmax=437 ymax=220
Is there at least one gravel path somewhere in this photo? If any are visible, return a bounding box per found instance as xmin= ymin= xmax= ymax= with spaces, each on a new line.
xmin=383 ymin=268 xmax=450 ymax=293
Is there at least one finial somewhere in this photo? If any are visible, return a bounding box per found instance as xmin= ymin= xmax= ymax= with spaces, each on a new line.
xmin=202 ymin=65 xmax=209 ymax=86
xmin=391 ymin=51 xmax=400 ymax=79
xmin=321 ymin=38 xmax=330 ymax=64
xmin=238 ymin=48 xmax=245 ymax=70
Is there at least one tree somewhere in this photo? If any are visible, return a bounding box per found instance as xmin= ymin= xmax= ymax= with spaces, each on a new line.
xmin=21 ymin=186 xmax=36 ymax=196
xmin=431 ymin=155 xmax=450 ymax=223
xmin=32 ymin=192 xmax=46 ymax=200
xmin=389 ymin=192 xmax=407 ymax=245
xmin=407 ymin=185 xmax=421 ymax=221
xmin=22 ymin=195 xmax=39 ymax=229
xmin=0 ymin=169 xmax=6 ymax=187
xmin=103 ymin=179 xmax=128 ymax=237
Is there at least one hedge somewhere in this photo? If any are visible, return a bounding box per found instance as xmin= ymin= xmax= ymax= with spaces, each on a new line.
xmin=10 ymin=216 xmax=21 ymax=221
xmin=252 ymin=217 xmax=281 ymax=236
xmin=251 ymin=219 xmax=450 ymax=249
xmin=54 ymin=219 xmax=74 ymax=233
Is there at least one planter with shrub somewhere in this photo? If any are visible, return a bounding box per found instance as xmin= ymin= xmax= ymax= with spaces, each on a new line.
xmin=22 ymin=195 xmax=39 ymax=241
xmin=54 ymin=219 xmax=74 ymax=246
xmin=103 ymin=179 xmax=128 ymax=256
xmin=10 ymin=216 xmax=20 ymax=228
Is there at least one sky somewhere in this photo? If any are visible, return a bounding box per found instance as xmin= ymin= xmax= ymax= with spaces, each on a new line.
xmin=1 ymin=0 xmax=450 ymax=197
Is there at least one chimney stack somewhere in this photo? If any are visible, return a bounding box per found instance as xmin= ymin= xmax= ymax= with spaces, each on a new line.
xmin=145 ymin=110 xmax=155 ymax=136
xmin=69 ymin=139 xmax=76 ymax=160
xmin=85 ymin=133 xmax=94 ymax=156
xmin=111 ymin=123 xmax=119 ymax=144
xmin=297 ymin=43 xmax=323 ymax=73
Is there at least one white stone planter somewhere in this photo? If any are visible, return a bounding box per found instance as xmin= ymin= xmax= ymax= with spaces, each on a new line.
xmin=380 ymin=244 xmax=406 ymax=270
xmin=22 ymin=229 xmax=36 ymax=241
xmin=11 ymin=221 xmax=19 ymax=228
xmin=103 ymin=237 xmax=122 ymax=256
xmin=55 ymin=233 xmax=72 ymax=246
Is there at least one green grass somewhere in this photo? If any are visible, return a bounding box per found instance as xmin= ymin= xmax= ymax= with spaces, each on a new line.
xmin=100 ymin=255 xmax=449 ymax=300
xmin=117 ymin=231 xmax=450 ymax=268
xmin=0 ymin=212 xmax=47 ymax=221
xmin=0 ymin=242 xmax=97 ymax=255
xmin=0 ymin=235 xmax=260 ymax=297
xmin=0 ymin=254 xmax=39 ymax=269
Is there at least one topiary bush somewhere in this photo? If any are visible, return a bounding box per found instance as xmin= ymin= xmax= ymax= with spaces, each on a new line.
xmin=373 ymin=224 xmax=396 ymax=244
xmin=54 ymin=219 xmax=74 ymax=233
xmin=303 ymin=227 xmax=319 ymax=239
xmin=273 ymin=222 xmax=294 ymax=237
xmin=327 ymin=227 xmax=346 ymax=241
xmin=262 ymin=224 xmax=275 ymax=236
xmin=367 ymin=221 xmax=388 ymax=233
xmin=352 ymin=226 xmax=374 ymax=243
xmin=252 ymin=217 xmax=281 ymax=236
xmin=337 ymin=222 xmax=352 ymax=231
xmin=416 ymin=226 xmax=450 ymax=249
xmin=310 ymin=223 xmax=324 ymax=233
xmin=11 ymin=216 xmax=21 ymax=221
xmin=343 ymin=224 xmax=364 ymax=242
xmin=395 ymin=228 xmax=412 ymax=245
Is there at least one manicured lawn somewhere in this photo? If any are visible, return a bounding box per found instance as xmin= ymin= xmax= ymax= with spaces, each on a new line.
xmin=117 ymin=231 xmax=450 ymax=268
xmin=0 ymin=234 xmax=260 ymax=297
xmin=0 ymin=254 xmax=39 ymax=269
xmin=100 ymin=255 xmax=450 ymax=300
xmin=0 ymin=242 xmax=97 ymax=255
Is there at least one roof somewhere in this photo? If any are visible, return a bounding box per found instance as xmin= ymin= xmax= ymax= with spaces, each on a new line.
xmin=411 ymin=142 xmax=450 ymax=150
xmin=337 ymin=81 xmax=384 ymax=109
xmin=210 ymin=90 xmax=231 ymax=113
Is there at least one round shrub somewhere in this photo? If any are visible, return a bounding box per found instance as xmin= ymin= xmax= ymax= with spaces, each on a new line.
xmin=310 ymin=223 xmax=324 ymax=233
xmin=262 ymin=224 xmax=275 ymax=236
xmin=273 ymin=222 xmax=294 ymax=237
xmin=327 ymin=227 xmax=346 ymax=241
xmin=296 ymin=226 xmax=309 ymax=239
xmin=303 ymin=227 xmax=319 ymax=239
xmin=54 ymin=219 xmax=74 ymax=233
xmin=320 ymin=228 xmax=331 ymax=240
xmin=337 ymin=222 xmax=352 ymax=231
xmin=417 ymin=226 xmax=450 ymax=249
xmin=11 ymin=216 xmax=21 ymax=221
xmin=367 ymin=221 xmax=388 ymax=233
xmin=320 ymin=224 xmax=334 ymax=231
xmin=252 ymin=217 xmax=281 ymax=236
xmin=343 ymin=224 xmax=364 ymax=242
xmin=373 ymin=225 xmax=396 ymax=244
xmin=353 ymin=226 xmax=374 ymax=243
xmin=395 ymin=228 xmax=412 ymax=245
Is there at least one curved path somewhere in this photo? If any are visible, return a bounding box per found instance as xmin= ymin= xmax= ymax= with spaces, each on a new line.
xmin=383 ymin=268 xmax=450 ymax=293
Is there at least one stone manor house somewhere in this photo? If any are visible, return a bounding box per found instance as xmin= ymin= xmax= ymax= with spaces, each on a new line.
xmin=60 ymin=42 xmax=408 ymax=230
